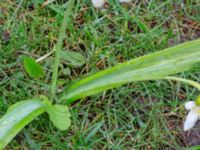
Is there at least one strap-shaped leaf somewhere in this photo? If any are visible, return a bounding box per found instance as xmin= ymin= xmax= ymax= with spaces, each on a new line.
xmin=61 ymin=39 xmax=200 ymax=104
xmin=0 ymin=100 xmax=45 ymax=149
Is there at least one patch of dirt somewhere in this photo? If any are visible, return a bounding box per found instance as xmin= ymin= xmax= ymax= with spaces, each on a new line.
xmin=1 ymin=30 xmax=11 ymax=43
xmin=182 ymin=122 xmax=200 ymax=147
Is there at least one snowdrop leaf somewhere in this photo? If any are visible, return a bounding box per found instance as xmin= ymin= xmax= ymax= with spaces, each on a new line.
xmin=23 ymin=57 xmax=45 ymax=79
xmin=0 ymin=100 xmax=45 ymax=149
xmin=0 ymin=97 xmax=71 ymax=149
xmin=61 ymin=39 xmax=200 ymax=104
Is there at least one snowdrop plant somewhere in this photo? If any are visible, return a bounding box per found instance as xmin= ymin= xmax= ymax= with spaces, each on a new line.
xmin=0 ymin=0 xmax=200 ymax=149
xmin=164 ymin=77 xmax=200 ymax=131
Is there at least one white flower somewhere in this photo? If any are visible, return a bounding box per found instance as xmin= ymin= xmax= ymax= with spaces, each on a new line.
xmin=119 ymin=0 xmax=132 ymax=3
xmin=91 ymin=0 xmax=132 ymax=8
xmin=184 ymin=101 xmax=200 ymax=131
xmin=92 ymin=0 xmax=106 ymax=8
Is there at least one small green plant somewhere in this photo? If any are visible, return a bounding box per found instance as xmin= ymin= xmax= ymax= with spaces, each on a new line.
xmin=0 ymin=1 xmax=200 ymax=149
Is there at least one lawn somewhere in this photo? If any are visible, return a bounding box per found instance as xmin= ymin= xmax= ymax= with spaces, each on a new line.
xmin=0 ymin=0 xmax=200 ymax=149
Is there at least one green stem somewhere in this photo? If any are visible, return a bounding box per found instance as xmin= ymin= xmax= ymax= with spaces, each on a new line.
xmin=51 ymin=0 xmax=75 ymax=98
xmin=165 ymin=76 xmax=200 ymax=91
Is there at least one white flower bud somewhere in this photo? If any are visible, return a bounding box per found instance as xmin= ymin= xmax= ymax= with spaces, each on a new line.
xmin=92 ymin=0 xmax=106 ymax=8
xmin=184 ymin=101 xmax=196 ymax=110
xmin=119 ymin=0 xmax=132 ymax=3
xmin=184 ymin=111 xmax=198 ymax=131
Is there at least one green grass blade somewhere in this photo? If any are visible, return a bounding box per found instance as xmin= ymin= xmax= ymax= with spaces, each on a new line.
xmin=0 ymin=100 xmax=45 ymax=149
xmin=61 ymin=39 xmax=200 ymax=104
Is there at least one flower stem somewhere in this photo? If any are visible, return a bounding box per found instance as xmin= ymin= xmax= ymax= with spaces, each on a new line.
xmin=165 ymin=76 xmax=200 ymax=91
xmin=51 ymin=0 xmax=75 ymax=98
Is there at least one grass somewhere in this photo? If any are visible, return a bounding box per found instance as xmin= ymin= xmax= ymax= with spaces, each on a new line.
xmin=0 ymin=0 xmax=200 ymax=149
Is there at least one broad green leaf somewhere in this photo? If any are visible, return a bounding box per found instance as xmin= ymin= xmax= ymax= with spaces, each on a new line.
xmin=42 ymin=99 xmax=71 ymax=130
xmin=61 ymin=39 xmax=200 ymax=104
xmin=61 ymin=51 xmax=85 ymax=68
xmin=49 ymin=105 xmax=71 ymax=131
xmin=45 ymin=103 xmax=71 ymax=131
xmin=0 ymin=100 xmax=45 ymax=149
xmin=23 ymin=56 xmax=45 ymax=79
